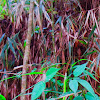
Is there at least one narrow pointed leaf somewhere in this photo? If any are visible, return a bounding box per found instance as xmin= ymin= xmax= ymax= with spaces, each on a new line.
xmin=84 ymin=70 xmax=99 ymax=82
xmin=88 ymin=23 xmax=96 ymax=42
xmin=7 ymin=37 xmax=16 ymax=57
xmin=0 ymin=33 xmax=5 ymax=44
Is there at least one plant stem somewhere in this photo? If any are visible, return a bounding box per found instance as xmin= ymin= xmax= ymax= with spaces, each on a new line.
xmin=63 ymin=73 xmax=67 ymax=100
xmin=21 ymin=1 xmax=34 ymax=100
xmin=51 ymin=0 xmax=58 ymax=97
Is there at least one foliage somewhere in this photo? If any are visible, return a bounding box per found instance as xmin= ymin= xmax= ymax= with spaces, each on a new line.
xmin=0 ymin=0 xmax=8 ymax=19
xmin=0 ymin=94 xmax=6 ymax=100
xmin=0 ymin=0 xmax=100 ymax=99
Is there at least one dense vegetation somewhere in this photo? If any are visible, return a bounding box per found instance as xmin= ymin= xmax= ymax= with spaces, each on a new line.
xmin=0 ymin=0 xmax=100 ymax=100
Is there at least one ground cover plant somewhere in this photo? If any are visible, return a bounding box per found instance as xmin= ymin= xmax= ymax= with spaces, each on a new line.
xmin=0 ymin=0 xmax=100 ymax=100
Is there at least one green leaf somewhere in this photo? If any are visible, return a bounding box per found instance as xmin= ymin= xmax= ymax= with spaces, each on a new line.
xmin=73 ymin=96 xmax=83 ymax=100
xmin=7 ymin=37 xmax=16 ymax=57
xmin=42 ymin=5 xmax=52 ymax=24
xmin=24 ymin=40 xmax=26 ymax=48
xmin=69 ymin=42 xmax=71 ymax=57
xmin=88 ymin=23 xmax=96 ymax=42
xmin=0 ymin=33 xmax=5 ymax=44
xmin=0 ymin=76 xmax=16 ymax=82
xmin=85 ymin=92 xmax=100 ymax=100
xmin=73 ymin=63 xmax=87 ymax=77
xmin=95 ymin=41 xmax=100 ymax=50
xmin=69 ymin=79 xmax=78 ymax=93
xmin=84 ymin=50 xmax=97 ymax=56
xmin=84 ymin=70 xmax=99 ymax=82
xmin=31 ymin=81 xmax=46 ymax=100
xmin=10 ymin=39 xmax=17 ymax=49
xmin=77 ymin=79 xmax=95 ymax=96
xmin=55 ymin=16 xmax=62 ymax=26
xmin=0 ymin=6 xmax=3 ymax=13
xmin=0 ymin=44 xmax=8 ymax=66
xmin=97 ymin=53 xmax=100 ymax=68
xmin=45 ymin=68 xmax=60 ymax=82
xmin=78 ymin=40 xmax=87 ymax=45
xmin=0 ymin=94 xmax=6 ymax=100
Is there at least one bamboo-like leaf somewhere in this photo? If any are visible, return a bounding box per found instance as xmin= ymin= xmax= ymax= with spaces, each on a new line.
xmin=42 ymin=5 xmax=52 ymax=25
xmin=0 ymin=33 xmax=5 ymax=44
xmin=78 ymin=40 xmax=87 ymax=45
xmin=88 ymin=23 xmax=96 ymax=42
xmin=84 ymin=50 xmax=97 ymax=56
xmin=55 ymin=16 xmax=62 ymax=26
xmin=84 ymin=70 xmax=99 ymax=82
xmin=69 ymin=42 xmax=71 ymax=57
xmin=7 ymin=37 xmax=16 ymax=57
xmin=10 ymin=39 xmax=18 ymax=49
xmin=0 ymin=44 xmax=8 ymax=66
xmin=97 ymin=53 xmax=100 ymax=68
xmin=95 ymin=41 xmax=100 ymax=50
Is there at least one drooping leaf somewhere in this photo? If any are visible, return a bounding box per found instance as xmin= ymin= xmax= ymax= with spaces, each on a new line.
xmin=95 ymin=41 xmax=100 ymax=50
xmin=78 ymin=79 xmax=95 ymax=96
xmin=31 ymin=81 xmax=45 ymax=100
xmin=0 ymin=44 xmax=8 ymax=66
xmin=7 ymin=37 xmax=16 ymax=57
xmin=10 ymin=39 xmax=17 ymax=49
xmin=84 ymin=50 xmax=97 ymax=56
xmin=78 ymin=40 xmax=87 ymax=45
xmin=73 ymin=62 xmax=87 ymax=77
xmin=42 ymin=5 xmax=52 ymax=25
xmin=88 ymin=23 xmax=96 ymax=42
xmin=69 ymin=42 xmax=71 ymax=57
xmin=84 ymin=70 xmax=99 ymax=82
xmin=69 ymin=79 xmax=78 ymax=93
xmin=45 ymin=68 xmax=60 ymax=82
xmin=97 ymin=53 xmax=100 ymax=68
xmin=55 ymin=16 xmax=62 ymax=26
